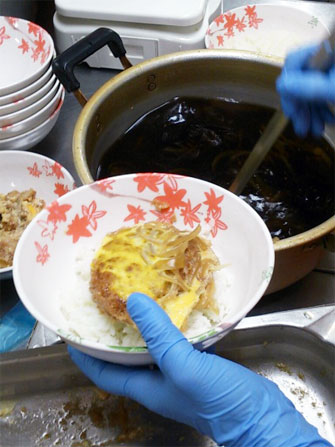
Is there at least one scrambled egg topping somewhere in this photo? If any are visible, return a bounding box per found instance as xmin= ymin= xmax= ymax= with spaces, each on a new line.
xmin=91 ymin=225 xmax=203 ymax=330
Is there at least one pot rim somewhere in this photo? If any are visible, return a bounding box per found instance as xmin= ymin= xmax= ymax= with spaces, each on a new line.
xmin=72 ymin=49 xmax=334 ymax=252
xmin=273 ymin=216 xmax=335 ymax=251
xmin=73 ymin=48 xmax=282 ymax=183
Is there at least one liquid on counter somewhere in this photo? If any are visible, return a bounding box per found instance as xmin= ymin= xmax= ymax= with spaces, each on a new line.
xmin=96 ymin=97 xmax=334 ymax=239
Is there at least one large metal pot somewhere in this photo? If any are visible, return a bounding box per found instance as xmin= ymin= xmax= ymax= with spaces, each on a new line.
xmin=53 ymin=29 xmax=335 ymax=294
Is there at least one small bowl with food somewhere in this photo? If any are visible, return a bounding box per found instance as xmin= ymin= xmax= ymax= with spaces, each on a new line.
xmin=0 ymin=150 xmax=75 ymax=279
xmin=13 ymin=173 xmax=274 ymax=365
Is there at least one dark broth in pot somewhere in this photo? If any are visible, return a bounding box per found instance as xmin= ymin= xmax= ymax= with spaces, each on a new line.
xmin=96 ymin=97 xmax=334 ymax=240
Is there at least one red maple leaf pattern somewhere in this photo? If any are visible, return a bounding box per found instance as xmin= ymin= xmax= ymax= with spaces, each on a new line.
xmin=217 ymin=35 xmax=224 ymax=46
xmin=225 ymin=29 xmax=235 ymax=38
xmin=47 ymin=201 xmax=72 ymax=224
xmin=244 ymin=5 xmax=257 ymax=19
xmin=160 ymin=174 xmax=183 ymax=191
xmin=134 ymin=173 xmax=164 ymax=193
xmin=150 ymin=208 xmax=176 ymax=224
xmin=18 ymin=38 xmax=29 ymax=54
xmin=81 ymin=201 xmax=106 ymax=231
xmin=236 ymin=17 xmax=246 ymax=32
xmin=50 ymin=97 xmax=64 ymax=119
xmin=40 ymin=46 xmax=51 ymax=65
xmin=51 ymin=162 xmax=64 ymax=179
xmin=66 ymin=215 xmax=91 ymax=243
xmin=31 ymin=46 xmax=40 ymax=62
xmin=42 ymin=160 xmax=53 ymax=176
xmin=207 ymin=6 xmax=264 ymax=49
xmin=205 ymin=208 xmax=228 ymax=238
xmin=13 ymin=96 xmax=23 ymax=104
xmin=38 ymin=219 xmax=57 ymax=240
xmin=203 ymin=188 xmax=224 ymax=215
xmin=0 ymin=26 xmax=10 ymax=46
xmin=154 ymin=182 xmax=187 ymax=210
xmin=124 ymin=204 xmax=146 ymax=224
xmin=54 ymin=183 xmax=70 ymax=197
xmin=96 ymin=178 xmax=115 ymax=192
xmin=224 ymin=13 xmax=237 ymax=32
xmin=33 ymin=33 xmax=45 ymax=54
xmin=180 ymin=200 xmax=201 ymax=228
xmin=28 ymin=22 xmax=41 ymax=37
xmin=27 ymin=162 xmax=42 ymax=178
xmin=214 ymin=14 xmax=224 ymax=27
xmin=7 ymin=17 xmax=18 ymax=26
xmin=19 ymin=25 xmax=51 ymax=64
xmin=35 ymin=241 xmax=50 ymax=265
xmin=248 ymin=15 xmax=263 ymax=29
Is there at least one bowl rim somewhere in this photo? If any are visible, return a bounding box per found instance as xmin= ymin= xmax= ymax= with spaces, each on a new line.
xmin=0 ymin=149 xmax=75 ymax=276
xmin=72 ymin=48 xmax=282 ymax=186
xmin=204 ymin=4 xmax=330 ymax=50
xmin=0 ymin=88 xmax=64 ymax=148
xmin=0 ymin=60 xmax=53 ymax=106
xmin=0 ymin=79 xmax=59 ymax=124
xmin=0 ymin=74 xmax=56 ymax=116
xmin=0 ymin=82 xmax=63 ymax=137
xmin=13 ymin=173 xmax=275 ymax=355
xmin=273 ymin=215 xmax=335 ymax=251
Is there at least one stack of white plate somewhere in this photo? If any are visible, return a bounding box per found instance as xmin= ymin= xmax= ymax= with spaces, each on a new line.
xmin=0 ymin=16 xmax=65 ymax=151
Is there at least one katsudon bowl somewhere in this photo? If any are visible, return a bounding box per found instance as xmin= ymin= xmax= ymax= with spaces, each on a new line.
xmin=0 ymin=150 xmax=75 ymax=280
xmin=13 ymin=173 xmax=274 ymax=365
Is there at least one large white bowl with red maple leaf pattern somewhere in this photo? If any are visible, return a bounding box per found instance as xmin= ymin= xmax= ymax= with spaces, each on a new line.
xmin=13 ymin=173 xmax=274 ymax=365
xmin=0 ymin=150 xmax=75 ymax=279
xmin=0 ymin=16 xmax=54 ymax=96
xmin=205 ymin=4 xmax=329 ymax=60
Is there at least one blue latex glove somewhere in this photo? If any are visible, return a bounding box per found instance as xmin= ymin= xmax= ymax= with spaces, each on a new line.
xmin=68 ymin=294 xmax=331 ymax=447
xmin=0 ymin=301 xmax=35 ymax=353
xmin=276 ymin=44 xmax=335 ymax=137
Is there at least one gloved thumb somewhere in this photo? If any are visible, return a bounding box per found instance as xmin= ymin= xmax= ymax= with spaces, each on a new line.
xmin=127 ymin=293 xmax=197 ymax=379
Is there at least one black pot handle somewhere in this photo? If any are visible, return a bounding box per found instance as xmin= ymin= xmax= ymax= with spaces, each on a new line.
xmin=52 ymin=28 xmax=132 ymax=106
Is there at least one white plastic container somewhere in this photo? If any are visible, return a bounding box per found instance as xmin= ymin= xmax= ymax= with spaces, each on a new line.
xmin=53 ymin=0 xmax=221 ymax=70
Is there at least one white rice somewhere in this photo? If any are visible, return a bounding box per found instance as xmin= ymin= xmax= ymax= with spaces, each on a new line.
xmin=59 ymin=246 xmax=229 ymax=347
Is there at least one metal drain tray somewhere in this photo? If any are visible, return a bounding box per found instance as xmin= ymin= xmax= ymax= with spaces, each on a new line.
xmin=0 ymin=305 xmax=334 ymax=446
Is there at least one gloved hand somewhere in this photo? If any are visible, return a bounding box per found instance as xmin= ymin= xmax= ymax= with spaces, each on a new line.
xmin=68 ymin=293 xmax=331 ymax=447
xmin=276 ymin=44 xmax=335 ymax=137
xmin=0 ymin=301 xmax=35 ymax=353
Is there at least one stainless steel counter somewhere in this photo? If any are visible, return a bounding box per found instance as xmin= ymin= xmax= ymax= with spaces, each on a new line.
xmin=0 ymin=0 xmax=334 ymax=332
xmin=1 ymin=305 xmax=334 ymax=446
